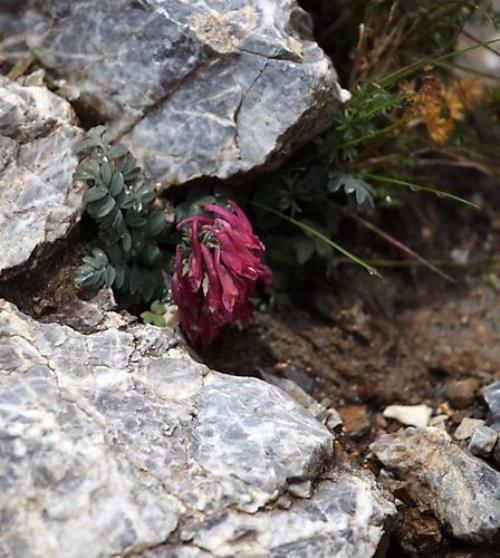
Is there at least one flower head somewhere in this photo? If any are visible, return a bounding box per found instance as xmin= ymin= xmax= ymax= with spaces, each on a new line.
xmin=172 ymin=200 xmax=272 ymax=346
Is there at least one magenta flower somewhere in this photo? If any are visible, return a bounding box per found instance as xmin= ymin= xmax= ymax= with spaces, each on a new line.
xmin=172 ymin=200 xmax=272 ymax=346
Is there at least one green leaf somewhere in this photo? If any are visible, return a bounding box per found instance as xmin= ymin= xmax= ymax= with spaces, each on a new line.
xmin=152 ymin=314 xmax=166 ymax=327
xmin=125 ymin=210 xmax=147 ymax=228
xmin=92 ymin=248 xmax=109 ymax=267
xmin=294 ymin=237 xmax=315 ymax=264
xmin=88 ymin=195 xmax=116 ymax=219
xmin=109 ymin=172 xmax=125 ymax=197
xmin=141 ymin=311 xmax=157 ymax=324
xmin=84 ymin=186 xmax=108 ymax=203
xmin=100 ymin=161 xmax=113 ymax=186
xmin=190 ymin=195 xmax=216 ymax=215
xmin=119 ymin=156 xmax=133 ymax=173
xmin=103 ymin=207 xmax=124 ymax=232
xmin=142 ymin=276 xmax=157 ymax=303
xmin=114 ymin=265 xmax=126 ymax=289
xmin=109 ymin=144 xmax=129 ymax=159
xmin=121 ymin=230 xmax=132 ymax=254
xmin=147 ymin=211 xmax=166 ymax=237
xmin=145 ymin=244 xmax=162 ymax=266
xmin=104 ymin=265 xmax=116 ymax=288
xmin=151 ymin=300 xmax=166 ymax=315
xmin=328 ymin=172 xmax=375 ymax=211
xmin=105 ymin=243 xmax=123 ymax=264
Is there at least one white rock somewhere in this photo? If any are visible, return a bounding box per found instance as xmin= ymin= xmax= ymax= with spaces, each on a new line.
xmin=383 ymin=404 xmax=432 ymax=428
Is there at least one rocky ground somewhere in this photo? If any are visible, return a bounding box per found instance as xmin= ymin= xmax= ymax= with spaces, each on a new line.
xmin=1 ymin=1 xmax=499 ymax=558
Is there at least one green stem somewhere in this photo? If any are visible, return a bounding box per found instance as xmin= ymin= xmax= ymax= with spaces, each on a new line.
xmin=378 ymin=38 xmax=500 ymax=88
xmin=249 ymin=200 xmax=381 ymax=277
xmin=365 ymin=173 xmax=479 ymax=208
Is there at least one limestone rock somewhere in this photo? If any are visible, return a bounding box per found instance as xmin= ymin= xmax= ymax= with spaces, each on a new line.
xmin=383 ymin=404 xmax=432 ymax=428
xmin=467 ymin=425 xmax=499 ymax=458
xmin=453 ymin=417 xmax=485 ymax=441
xmin=0 ymin=300 xmax=394 ymax=557
xmin=371 ymin=427 xmax=500 ymax=544
xmin=484 ymin=381 xmax=500 ymax=427
xmin=0 ymin=77 xmax=84 ymax=277
xmin=3 ymin=0 xmax=344 ymax=186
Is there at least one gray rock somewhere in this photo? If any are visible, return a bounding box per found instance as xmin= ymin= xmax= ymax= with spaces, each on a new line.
xmin=371 ymin=427 xmax=500 ymax=544
xmin=0 ymin=300 xmax=394 ymax=557
xmin=0 ymin=77 xmax=84 ymax=277
xmin=484 ymin=381 xmax=500 ymax=427
xmin=259 ymin=369 xmax=342 ymax=431
xmin=453 ymin=417 xmax=485 ymax=441
xmin=468 ymin=425 xmax=499 ymax=458
xmin=4 ymin=0 xmax=345 ymax=186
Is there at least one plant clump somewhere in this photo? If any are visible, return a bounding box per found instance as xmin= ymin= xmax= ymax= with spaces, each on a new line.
xmin=74 ymin=128 xmax=168 ymax=305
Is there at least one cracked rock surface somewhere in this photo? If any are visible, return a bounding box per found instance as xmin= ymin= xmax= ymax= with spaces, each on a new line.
xmin=371 ymin=427 xmax=500 ymax=544
xmin=2 ymin=0 xmax=343 ymax=186
xmin=0 ymin=76 xmax=84 ymax=277
xmin=0 ymin=300 xmax=394 ymax=558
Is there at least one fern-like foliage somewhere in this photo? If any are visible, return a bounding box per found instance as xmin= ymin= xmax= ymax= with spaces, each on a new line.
xmin=75 ymin=127 xmax=168 ymax=305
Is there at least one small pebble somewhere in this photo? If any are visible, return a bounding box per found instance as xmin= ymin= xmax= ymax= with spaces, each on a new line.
xmin=339 ymin=405 xmax=371 ymax=439
xmin=454 ymin=417 xmax=484 ymax=441
xmin=429 ymin=415 xmax=448 ymax=430
xmin=445 ymin=378 xmax=480 ymax=409
xmin=383 ymin=404 xmax=432 ymax=428
xmin=288 ymin=480 xmax=313 ymax=499
xmin=468 ymin=425 xmax=499 ymax=458
xmin=325 ymin=409 xmax=343 ymax=431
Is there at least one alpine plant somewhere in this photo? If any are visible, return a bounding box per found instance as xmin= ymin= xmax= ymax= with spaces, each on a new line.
xmin=172 ymin=201 xmax=272 ymax=346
